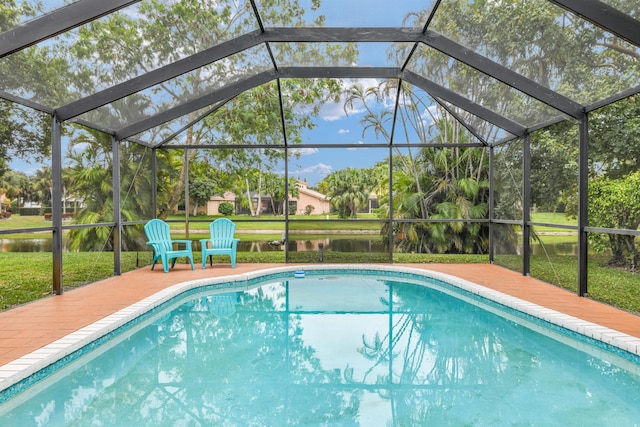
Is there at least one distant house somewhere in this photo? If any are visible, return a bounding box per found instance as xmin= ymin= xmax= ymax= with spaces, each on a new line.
xmin=364 ymin=193 xmax=380 ymax=214
xmin=291 ymin=181 xmax=331 ymax=215
xmin=206 ymin=181 xmax=331 ymax=216
xmin=206 ymin=192 xmax=237 ymax=215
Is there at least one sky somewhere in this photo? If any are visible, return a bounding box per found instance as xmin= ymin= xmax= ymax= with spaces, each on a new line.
xmin=287 ymin=81 xmax=394 ymax=186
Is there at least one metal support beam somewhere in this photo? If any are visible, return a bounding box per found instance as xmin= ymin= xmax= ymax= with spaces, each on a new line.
xmin=421 ymin=30 xmax=583 ymax=118
xmin=51 ymin=116 xmax=63 ymax=295
xmin=53 ymin=26 xmax=581 ymax=134
xmin=278 ymin=66 xmax=398 ymax=79
xmin=112 ymin=137 xmax=122 ymax=275
xmin=56 ymin=31 xmax=262 ymax=121
xmin=586 ymin=84 xmax=640 ymax=113
xmin=489 ymin=146 xmax=495 ymax=264
xmin=156 ymin=99 xmax=229 ymax=147
xmin=549 ymin=0 xmax=640 ymax=48
xmin=115 ymin=66 xmax=525 ymax=155
xmin=433 ymin=98 xmax=490 ymax=146
xmin=388 ymin=144 xmax=394 ymax=264
xmin=152 ymin=149 xmax=158 ymax=217
xmin=263 ymin=27 xmax=419 ymax=43
xmin=0 ymin=0 xmax=140 ymax=58
xmin=403 ymin=71 xmax=527 ymax=136
xmin=184 ymin=149 xmax=190 ymax=240
xmin=578 ymin=116 xmax=589 ymax=296
xmin=0 ymin=90 xmax=54 ymax=115
xmin=388 ymin=82 xmax=402 ymax=263
xmin=277 ymin=79 xmax=290 ymax=263
xmin=522 ymin=134 xmax=531 ymax=276
xmin=115 ymin=71 xmax=277 ymax=140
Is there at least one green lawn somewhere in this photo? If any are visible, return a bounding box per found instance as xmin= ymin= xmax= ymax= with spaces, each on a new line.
xmin=170 ymin=213 xmax=382 ymax=232
xmin=0 ymin=214 xmax=55 ymax=230
xmin=1 ymin=212 xmax=576 ymax=234
xmin=1 ymin=211 xmax=577 ymax=232
xmin=0 ymin=213 xmax=382 ymax=236
xmin=1 ymin=250 xmax=640 ymax=315
xmin=530 ymin=211 xmax=576 ymax=226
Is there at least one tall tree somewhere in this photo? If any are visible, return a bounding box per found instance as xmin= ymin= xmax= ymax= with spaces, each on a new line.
xmin=344 ymin=80 xmax=491 ymax=253
xmin=65 ymin=126 xmax=156 ymax=251
xmin=589 ymin=97 xmax=640 ymax=179
xmin=588 ymin=171 xmax=640 ymax=270
xmin=31 ymin=166 xmax=52 ymax=209
xmin=188 ymin=157 xmax=231 ymax=216
xmin=321 ymin=168 xmax=373 ymax=218
xmin=0 ymin=1 xmax=82 ymax=181
xmin=530 ymin=122 xmax=579 ymax=213
xmin=263 ymin=174 xmax=299 ymax=216
xmin=0 ymin=170 xmax=25 ymax=210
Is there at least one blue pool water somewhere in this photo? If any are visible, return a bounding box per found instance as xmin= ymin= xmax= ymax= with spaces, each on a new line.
xmin=1 ymin=270 xmax=640 ymax=426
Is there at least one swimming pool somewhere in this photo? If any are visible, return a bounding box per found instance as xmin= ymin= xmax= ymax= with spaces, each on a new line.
xmin=0 ymin=266 xmax=639 ymax=425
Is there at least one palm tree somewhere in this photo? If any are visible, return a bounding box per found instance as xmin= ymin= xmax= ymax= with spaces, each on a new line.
xmin=32 ymin=166 xmax=52 ymax=210
xmin=322 ymin=168 xmax=372 ymax=218
xmin=263 ymin=174 xmax=299 ymax=215
xmin=345 ymin=81 xmax=491 ymax=254
xmin=65 ymin=126 xmax=156 ymax=251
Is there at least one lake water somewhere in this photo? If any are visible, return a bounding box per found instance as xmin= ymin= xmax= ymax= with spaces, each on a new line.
xmin=0 ymin=237 xmax=388 ymax=253
xmin=0 ymin=236 xmax=575 ymax=255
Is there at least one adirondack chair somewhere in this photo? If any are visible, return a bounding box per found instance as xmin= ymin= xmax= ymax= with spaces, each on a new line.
xmin=200 ymin=218 xmax=240 ymax=268
xmin=144 ymin=219 xmax=195 ymax=273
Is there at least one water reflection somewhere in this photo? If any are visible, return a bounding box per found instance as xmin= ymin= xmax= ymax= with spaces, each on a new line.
xmin=1 ymin=236 xmax=572 ymax=255
xmin=530 ymin=241 xmax=577 ymax=256
xmin=0 ymin=237 xmax=62 ymax=252
xmin=1 ymin=276 xmax=638 ymax=426
xmin=0 ymin=237 xmax=388 ymax=253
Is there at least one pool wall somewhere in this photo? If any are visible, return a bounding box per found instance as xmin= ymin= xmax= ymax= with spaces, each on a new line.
xmin=1 ymin=264 xmax=640 ymax=399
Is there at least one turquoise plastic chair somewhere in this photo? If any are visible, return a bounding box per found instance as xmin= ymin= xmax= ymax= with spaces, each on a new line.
xmin=144 ymin=219 xmax=194 ymax=273
xmin=200 ymin=218 xmax=240 ymax=268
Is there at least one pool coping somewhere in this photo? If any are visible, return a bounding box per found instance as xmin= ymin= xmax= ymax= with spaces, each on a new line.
xmin=1 ymin=264 xmax=640 ymax=394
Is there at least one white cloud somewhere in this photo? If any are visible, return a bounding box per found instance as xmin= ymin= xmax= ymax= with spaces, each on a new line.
xmin=318 ymin=78 xmax=388 ymax=122
xmin=338 ymin=129 xmax=350 ymax=134
xmin=296 ymin=162 xmax=333 ymax=176
xmin=319 ymin=102 xmax=351 ymax=122
xmin=69 ymin=142 xmax=91 ymax=153
xmin=289 ymin=147 xmax=318 ymax=156
xmin=347 ymin=141 xmax=366 ymax=150
xmin=421 ymin=104 xmax=441 ymax=126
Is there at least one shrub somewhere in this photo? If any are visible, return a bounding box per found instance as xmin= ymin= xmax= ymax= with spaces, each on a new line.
xmin=218 ymin=201 xmax=234 ymax=216
xmin=589 ymin=171 xmax=640 ymax=269
xmin=304 ymin=204 xmax=315 ymax=215
xmin=19 ymin=207 xmax=41 ymax=216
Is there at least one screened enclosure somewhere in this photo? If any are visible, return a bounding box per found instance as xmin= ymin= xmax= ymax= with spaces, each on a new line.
xmin=1 ymin=0 xmax=640 ymax=306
